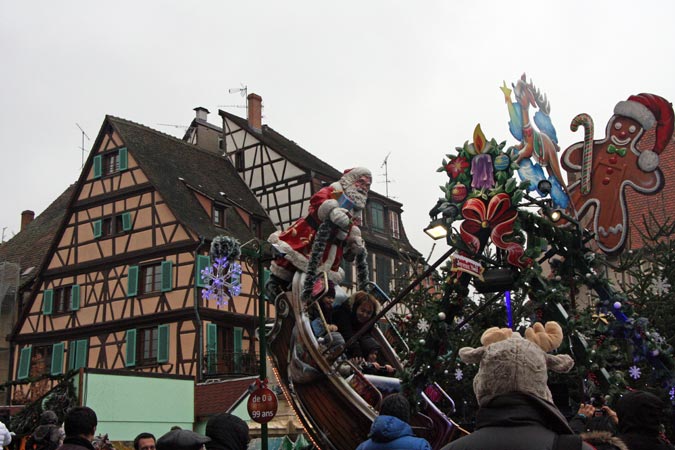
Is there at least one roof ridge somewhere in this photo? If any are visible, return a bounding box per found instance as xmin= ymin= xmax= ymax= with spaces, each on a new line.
xmin=106 ymin=115 xmax=227 ymax=161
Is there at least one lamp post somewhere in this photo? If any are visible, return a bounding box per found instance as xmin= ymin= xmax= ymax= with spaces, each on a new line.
xmin=240 ymin=240 xmax=275 ymax=450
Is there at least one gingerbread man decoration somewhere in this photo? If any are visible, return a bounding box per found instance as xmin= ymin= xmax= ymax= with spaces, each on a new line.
xmin=562 ymin=93 xmax=674 ymax=254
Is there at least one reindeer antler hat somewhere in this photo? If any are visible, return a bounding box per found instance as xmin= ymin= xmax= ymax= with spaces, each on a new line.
xmin=459 ymin=321 xmax=574 ymax=406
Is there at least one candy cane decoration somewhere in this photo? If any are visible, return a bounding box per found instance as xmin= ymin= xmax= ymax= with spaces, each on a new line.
xmin=570 ymin=113 xmax=594 ymax=195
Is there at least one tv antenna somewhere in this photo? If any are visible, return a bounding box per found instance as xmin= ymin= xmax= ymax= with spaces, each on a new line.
xmin=157 ymin=123 xmax=189 ymax=130
xmin=76 ymin=123 xmax=91 ymax=169
xmin=380 ymin=152 xmax=393 ymax=198
xmin=219 ymin=84 xmax=249 ymax=115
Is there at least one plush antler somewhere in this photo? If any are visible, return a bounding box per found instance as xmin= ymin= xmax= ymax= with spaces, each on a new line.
xmin=480 ymin=326 xmax=514 ymax=347
xmin=524 ymin=321 xmax=563 ymax=352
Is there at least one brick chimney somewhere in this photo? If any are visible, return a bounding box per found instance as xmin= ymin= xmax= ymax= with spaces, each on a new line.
xmin=21 ymin=210 xmax=35 ymax=231
xmin=194 ymin=106 xmax=209 ymax=122
xmin=247 ymin=93 xmax=262 ymax=131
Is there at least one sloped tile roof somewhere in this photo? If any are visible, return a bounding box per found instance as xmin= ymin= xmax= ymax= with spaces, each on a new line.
xmin=194 ymin=376 xmax=256 ymax=417
xmin=107 ymin=117 xmax=276 ymax=242
xmin=0 ymin=185 xmax=76 ymax=287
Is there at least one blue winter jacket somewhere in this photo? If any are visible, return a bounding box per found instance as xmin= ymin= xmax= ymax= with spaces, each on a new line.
xmin=356 ymin=415 xmax=432 ymax=450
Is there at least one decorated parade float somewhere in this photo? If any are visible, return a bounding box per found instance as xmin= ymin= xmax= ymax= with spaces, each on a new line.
xmin=205 ymin=74 xmax=675 ymax=449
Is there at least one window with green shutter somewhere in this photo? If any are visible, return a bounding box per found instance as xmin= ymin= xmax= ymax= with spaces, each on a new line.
xmin=70 ymin=285 xmax=80 ymax=311
xmin=121 ymin=212 xmax=132 ymax=232
xmin=127 ymin=265 xmax=139 ymax=297
xmin=17 ymin=346 xmax=31 ymax=380
xmin=93 ymin=155 xmax=102 ymax=179
xmin=161 ymin=261 xmax=173 ymax=292
xmin=196 ymin=255 xmax=211 ymax=288
xmin=157 ymin=324 xmax=169 ymax=363
xmin=126 ymin=329 xmax=137 ymax=367
xmin=233 ymin=327 xmax=242 ymax=372
xmin=74 ymin=339 xmax=88 ymax=369
xmin=43 ymin=289 xmax=54 ymax=315
xmin=118 ymin=147 xmax=128 ymax=171
xmin=206 ymin=323 xmax=218 ymax=373
xmin=51 ymin=343 xmax=65 ymax=376
xmin=93 ymin=219 xmax=102 ymax=238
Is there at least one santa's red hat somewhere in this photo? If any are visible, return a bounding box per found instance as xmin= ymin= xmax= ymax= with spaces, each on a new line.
xmin=614 ymin=93 xmax=674 ymax=153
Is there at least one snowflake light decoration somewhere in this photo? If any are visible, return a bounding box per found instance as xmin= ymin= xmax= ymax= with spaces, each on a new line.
xmin=651 ymin=276 xmax=671 ymax=296
xmin=454 ymin=368 xmax=463 ymax=381
xmin=417 ymin=318 xmax=430 ymax=333
xmin=201 ymin=256 xmax=243 ymax=307
xmin=629 ymin=365 xmax=641 ymax=380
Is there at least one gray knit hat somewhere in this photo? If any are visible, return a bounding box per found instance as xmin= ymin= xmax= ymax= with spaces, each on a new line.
xmin=459 ymin=322 xmax=574 ymax=406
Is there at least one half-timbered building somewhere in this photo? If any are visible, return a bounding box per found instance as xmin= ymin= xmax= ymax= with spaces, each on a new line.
xmin=184 ymin=95 xmax=423 ymax=295
xmin=7 ymin=116 xmax=279 ymax=438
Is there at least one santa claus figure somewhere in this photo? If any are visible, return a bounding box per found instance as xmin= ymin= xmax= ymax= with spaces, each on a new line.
xmin=268 ymin=167 xmax=371 ymax=292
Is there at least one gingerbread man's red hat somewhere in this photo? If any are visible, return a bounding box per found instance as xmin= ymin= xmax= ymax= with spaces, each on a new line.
xmin=614 ymin=93 xmax=675 ymax=172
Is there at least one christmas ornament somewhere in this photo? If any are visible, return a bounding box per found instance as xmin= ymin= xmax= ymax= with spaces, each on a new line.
xmin=417 ymin=318 xmax=430 ymax=333
xmin=629 ymin=365 xmax=641 ymax=380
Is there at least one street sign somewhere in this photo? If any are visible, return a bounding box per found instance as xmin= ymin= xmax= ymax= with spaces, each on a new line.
xmin=247 ymin=386 xmax=278 ymax=424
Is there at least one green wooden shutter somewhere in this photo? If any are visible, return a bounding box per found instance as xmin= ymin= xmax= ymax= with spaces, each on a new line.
xmin=93 ymin=219 xmax=102 ymax=238
xmin=206 ymin=323 xmax=218 ymax=373
xmin=118 ymin=147 xmax=128 ymax=171
xmin=233 ymin=327 xmax=242 ymax=371
xmin=121 ymin=212 xmax=132 ymax=231
xmin=125 ymin=329 xmax=137 ymax=367
xmin=17 ymin=346 xmax=31 ymax=380
xmin=68 ymin=341 xmax=76 ymax=370
xmin=93 ymin=155 xmax=102 ymax=179
xmin=51 ymin=342 xmax=65 ymax=376
xmin=127 ymin=265 xmax=139 ymax=297
xmin=157 ymin=324 xmax=169 ymax=363
xmin=70 ymin=285 xmax=80 ymax=311
xmin=196 ymin=255 xmax=211 ymax=288
xmin=42 ymin=289 xmax=53 ymax=315
xmin=161 ymin=261 xmax=173 ymax=292
xmin=75 ymin=339 xmax=88 ymax=369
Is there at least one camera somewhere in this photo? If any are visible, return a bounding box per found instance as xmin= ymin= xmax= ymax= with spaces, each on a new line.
xmin=590 ymin=396 xmax=606 ymax=417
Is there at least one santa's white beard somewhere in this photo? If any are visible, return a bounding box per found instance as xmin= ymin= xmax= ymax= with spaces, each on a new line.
xmin=344 ymin=185 xmax=367 ymax=209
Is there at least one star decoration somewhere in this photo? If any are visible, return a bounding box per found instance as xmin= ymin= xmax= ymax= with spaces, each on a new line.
xmin=629 ymin=365 xmax=641 ymax=380
xmin=454 ymin=368 xmax=463 ymax=381
xmin=201 ymin=256 xmax=243 ymax=307
xmin=651 ymin=276 xmax=671 ymax=295
xmin=417 ymin=318 xmax=430 ymax=333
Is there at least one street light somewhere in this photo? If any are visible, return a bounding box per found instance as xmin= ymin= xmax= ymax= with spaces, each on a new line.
xmin=424 ymin=218 xmax=448 ymax=240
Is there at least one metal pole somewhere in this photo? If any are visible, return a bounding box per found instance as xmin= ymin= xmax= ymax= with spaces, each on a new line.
xmin=257 ymin=246 xmax=268 ymax=450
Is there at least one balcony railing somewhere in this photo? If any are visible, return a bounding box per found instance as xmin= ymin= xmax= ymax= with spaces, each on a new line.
xmin=204 ymin=351 xmax=259 ymax=378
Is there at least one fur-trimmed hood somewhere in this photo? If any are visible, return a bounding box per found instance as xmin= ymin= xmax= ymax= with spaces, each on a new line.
xmin=581 ymin=431 xmax=629 ymax=450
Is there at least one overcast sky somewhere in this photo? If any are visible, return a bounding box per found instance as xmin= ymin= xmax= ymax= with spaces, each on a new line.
xmin=2 ymin=0 xmax=675 ymax=262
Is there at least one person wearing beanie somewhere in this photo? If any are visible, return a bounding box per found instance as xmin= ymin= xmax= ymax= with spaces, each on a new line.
xmin=356 ymin=394 xmax=431 ymax=450
xmin=204 ymin=413 xmax=249 ymax=450
xmin=615 ymin=390 xmax=675 ymax=450
xmin=26 ymin=411 xmax=64 ymax=450
xmin=441 ymin=322 xmax=596 ymax=450
xmin=156 ymin=429 xmax=210 ymax=450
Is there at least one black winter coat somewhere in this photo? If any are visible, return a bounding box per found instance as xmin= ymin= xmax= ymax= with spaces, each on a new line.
xmin=57 ymin=436 xmax=94 ymax=450
xmin=441 ymin=393 xmax=595 ymax=450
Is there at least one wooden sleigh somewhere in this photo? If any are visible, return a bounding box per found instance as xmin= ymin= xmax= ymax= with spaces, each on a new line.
xmin=266 ymin=268 xmax=467 ymax=450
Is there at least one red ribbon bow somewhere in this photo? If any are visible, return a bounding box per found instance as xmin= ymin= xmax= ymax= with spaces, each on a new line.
xmin=460 ymin=193 xmax=532 ymax=269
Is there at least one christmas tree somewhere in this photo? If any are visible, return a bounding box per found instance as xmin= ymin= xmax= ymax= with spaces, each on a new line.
xmin=392 ymin=125 xmax=675 ymax=431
